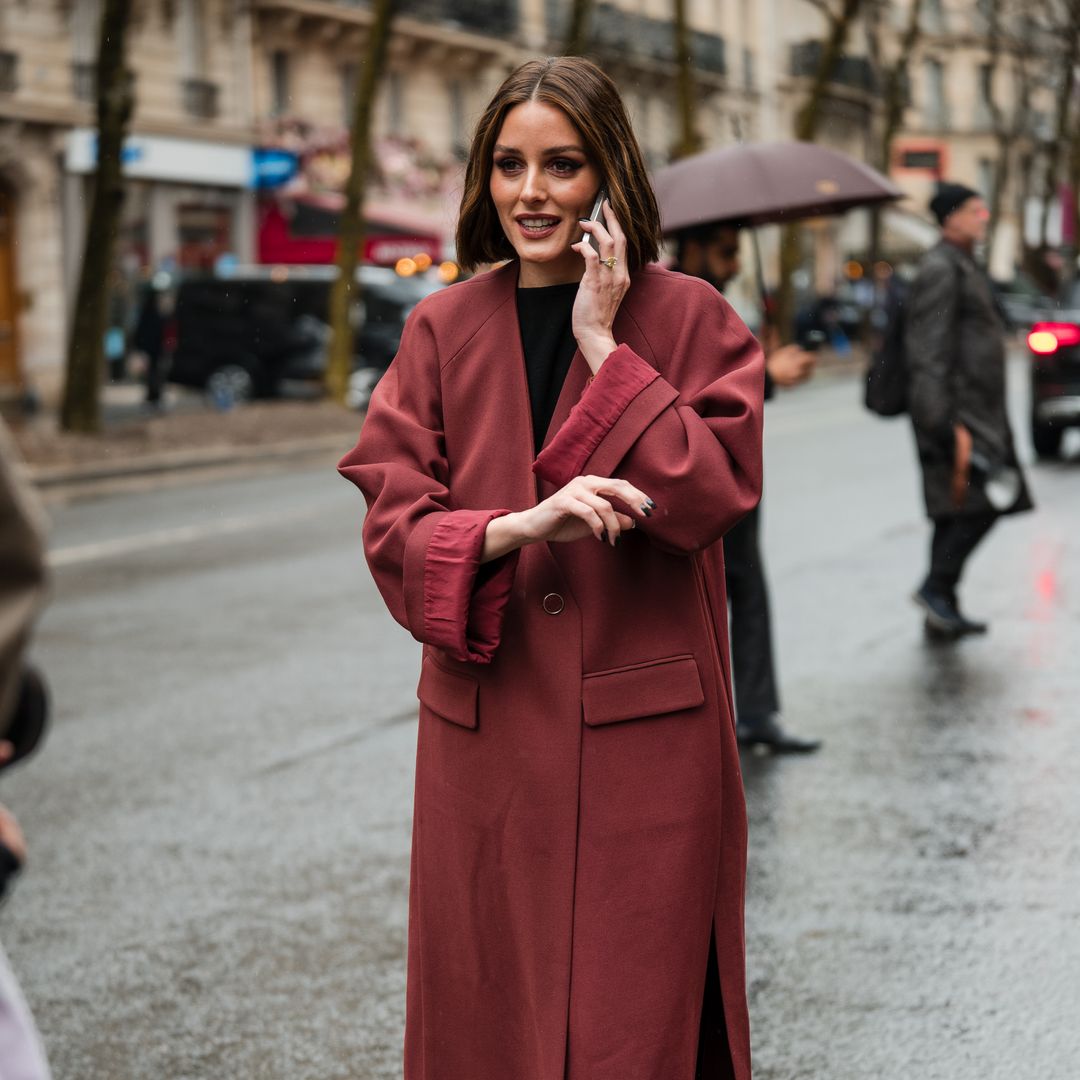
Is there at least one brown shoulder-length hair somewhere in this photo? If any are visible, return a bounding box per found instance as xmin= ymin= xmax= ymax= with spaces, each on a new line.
xmin=456 ymin=57 xmax=662 ymax=273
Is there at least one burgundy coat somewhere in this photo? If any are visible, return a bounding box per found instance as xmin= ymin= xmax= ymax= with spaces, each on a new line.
xmin=339 ymin=260 xmax=764 ymax=1080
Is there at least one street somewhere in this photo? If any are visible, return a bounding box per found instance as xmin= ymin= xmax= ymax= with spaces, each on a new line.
xmin=4 ymin=361 xmax=1079 ymax=1080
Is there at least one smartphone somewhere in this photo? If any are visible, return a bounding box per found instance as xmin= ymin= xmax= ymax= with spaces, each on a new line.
xmin=584 ymin=188 xmax=608 ymax=253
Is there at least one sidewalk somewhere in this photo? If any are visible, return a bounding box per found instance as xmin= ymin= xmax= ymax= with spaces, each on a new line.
xmin=10 ymin=383 xmax=362 ymax=494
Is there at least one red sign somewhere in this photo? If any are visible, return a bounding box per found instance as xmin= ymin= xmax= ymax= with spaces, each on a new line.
xmin=256 ymin=200 xmax=442 ymax=267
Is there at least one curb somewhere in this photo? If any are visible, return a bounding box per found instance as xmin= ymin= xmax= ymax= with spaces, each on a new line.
xmin=26 ymin=433 xmax=353 ymax=489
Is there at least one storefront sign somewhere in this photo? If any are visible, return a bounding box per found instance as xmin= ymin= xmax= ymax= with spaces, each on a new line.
xmin=66 ymin=129 xmax=251 ymax=188
xmin=251 ymin=148 xmax=301 ymax=190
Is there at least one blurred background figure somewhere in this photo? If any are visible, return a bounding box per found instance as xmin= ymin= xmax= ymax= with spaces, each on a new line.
xmin=906 ymin=184 xmax=1034 ymax=640
xmin=675 ymin=223 xmax=821 ymax=754
xmin=130 ymin=274 xmax=176 ymax=415
xmin=0 ymin=415 xmax=52 ymax=1080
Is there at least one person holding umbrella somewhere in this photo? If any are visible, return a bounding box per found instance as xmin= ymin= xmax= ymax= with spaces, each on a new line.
xmin=675 ymin=222 xmax=821 ymax=754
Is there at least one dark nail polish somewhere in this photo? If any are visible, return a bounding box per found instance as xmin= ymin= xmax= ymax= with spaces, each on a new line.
xmin=600 ymin=530 xmax=608 ymax=543
xmin=641 ymin=504 xmax=653 ymax=517
xmin=613 ymin=534 xmax=620 ymax=546
xmin=646 ymin=498 xmax=657 ymax=509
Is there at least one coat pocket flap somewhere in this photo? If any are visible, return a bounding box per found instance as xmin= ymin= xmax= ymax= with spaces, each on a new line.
xmin=417 ymin=656 xmax=479 ymax=730
xmin=582 ymin=654 xmax=704 ymax=727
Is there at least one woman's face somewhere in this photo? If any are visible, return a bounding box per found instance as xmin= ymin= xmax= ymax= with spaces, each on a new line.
xmin=489 ymin=100 xmax=603 ymax=287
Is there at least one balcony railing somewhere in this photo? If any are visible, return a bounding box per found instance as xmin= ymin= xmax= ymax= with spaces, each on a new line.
xmin=790 ymin=40 xmax=875 ymax=94
xmin=399 ymin=0 xmax=518 ymax=37
xmin=182 ymin=78 xmax=220 ymax=120
xmin=0 ymin=51 xmax=17 ymax=95
xmin=72 ymin=61 xmax=96 ymax=102
xmin=545 ymin=2 xmax=725 ymax=75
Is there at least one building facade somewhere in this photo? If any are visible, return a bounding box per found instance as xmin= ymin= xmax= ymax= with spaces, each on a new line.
xmin=0 ymin=0 xmax=1066 ymax=399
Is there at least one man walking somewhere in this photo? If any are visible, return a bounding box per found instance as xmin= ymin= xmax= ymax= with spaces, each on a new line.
xmin=675 ymin=223 xmax=821 ymax=753
xmin=906 ymin=183 xmax=1033 ymax=638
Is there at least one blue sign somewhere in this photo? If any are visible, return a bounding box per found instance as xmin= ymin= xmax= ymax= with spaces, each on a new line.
xmin=251 ymin=148 xmax=300 ymax=190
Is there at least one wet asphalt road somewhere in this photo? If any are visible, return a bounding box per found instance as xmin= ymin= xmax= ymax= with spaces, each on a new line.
xmin=3 ymin=362 xmax=1079 ymax=1080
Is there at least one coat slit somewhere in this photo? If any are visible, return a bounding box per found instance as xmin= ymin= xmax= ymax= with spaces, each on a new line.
xmin=695 ymin=929 xmax=735 ymax=1080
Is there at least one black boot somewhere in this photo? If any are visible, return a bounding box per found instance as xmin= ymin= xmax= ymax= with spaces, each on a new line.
xmin=736 ymin=714 xmax=821 ymax=754
xmin=912 ymin=583 xmax=966 ymax=638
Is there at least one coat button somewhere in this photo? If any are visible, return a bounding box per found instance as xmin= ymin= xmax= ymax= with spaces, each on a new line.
xmin=542 ymin=592 xmax=564 ymax=615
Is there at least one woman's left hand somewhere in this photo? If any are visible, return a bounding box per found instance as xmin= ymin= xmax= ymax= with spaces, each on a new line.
xmin=572 ymin=200 xmax=631 ymax=374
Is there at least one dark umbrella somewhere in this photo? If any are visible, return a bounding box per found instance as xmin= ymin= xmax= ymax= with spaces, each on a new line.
xmin=652 ymin=141 xmax=902 ymax=234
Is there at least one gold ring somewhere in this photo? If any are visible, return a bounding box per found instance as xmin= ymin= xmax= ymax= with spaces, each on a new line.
xmin=602 ymin=256 xmax=618 ymax=270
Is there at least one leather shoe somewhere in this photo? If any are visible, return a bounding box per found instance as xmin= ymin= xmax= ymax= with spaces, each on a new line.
xmin=912 ymin=584 xmax=965 ymax=638
xmin=736 ymin=714 xmax=821 ymax=754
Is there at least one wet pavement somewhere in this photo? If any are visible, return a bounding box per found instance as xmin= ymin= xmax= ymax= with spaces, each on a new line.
xmin=3 ymin=362 xmax=1078 ymax=1079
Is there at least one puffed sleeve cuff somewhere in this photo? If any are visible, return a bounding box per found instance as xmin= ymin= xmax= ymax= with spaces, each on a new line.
xmin=533 ymin=345 xmax=677 ymax=487
xmin=403 ymin=508 xmax=519 ymax=664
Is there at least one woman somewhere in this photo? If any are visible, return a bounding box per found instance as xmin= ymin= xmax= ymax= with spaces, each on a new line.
xmin=339 ymin=57 xmax=763 ymax=1080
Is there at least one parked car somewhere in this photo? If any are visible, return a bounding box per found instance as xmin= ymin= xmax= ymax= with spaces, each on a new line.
xmin=992 ymin=270 xmax=1058 ymax=331
xmin=167 ymin=265 xmax=444 ymax=404
xmin=1027 ymin=313 xmax=1080 ymax=459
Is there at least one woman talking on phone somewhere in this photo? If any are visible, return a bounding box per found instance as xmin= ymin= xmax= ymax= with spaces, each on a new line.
xmin=339 ymin=57 xmax=763 ymax=1080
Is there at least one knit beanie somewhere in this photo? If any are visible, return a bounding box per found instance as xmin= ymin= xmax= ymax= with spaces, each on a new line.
xmin=929 ymin=183 xmax=980 ymax=225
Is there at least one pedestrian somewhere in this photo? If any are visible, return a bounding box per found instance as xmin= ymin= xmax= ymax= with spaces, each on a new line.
xmin=674 ymin=222 xmax=821 ymax=753
xmin=339 ymin=57 xmax=764 ymax=1080
xmin=0 ymin=414 xmax=52 ymax=1080
xmin=131 ymin=278 xmax=172 ymax=413
xmin=906 ymin=183 xmax=1033 ymax=638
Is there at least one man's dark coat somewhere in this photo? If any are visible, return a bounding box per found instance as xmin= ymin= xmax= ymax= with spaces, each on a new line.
xmin=904 ymin=239 xmax=1033 ymax=520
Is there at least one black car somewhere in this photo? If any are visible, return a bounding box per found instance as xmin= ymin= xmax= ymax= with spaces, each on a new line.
xmin=168 ymin=266 xmax=443 ymax=404
xmin=1027 ymin=316 xmax=1080 ymax=459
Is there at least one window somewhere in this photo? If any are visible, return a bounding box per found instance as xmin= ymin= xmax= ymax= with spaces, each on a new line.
xmin=71 ymin=0 xmax=101 ymax=101
xmin=387 ymin=71 xmax=404 ymax=136
xmin=270 ymin=50 xmax=290 ymax=116
xmin=449 ymin=79 xmax=467 ymax=159
xmin=975 ymin=63 xmax=994 ymax=128
xmin=341 ymin=63 xmax=357 ymax=127
xmin=742 ymin=47 xmax=754 ymax=92
xmin=923 ymin=58 xmax=948 ymax=129
xmin=178 ymin=0 xmax=206 ymax=80
xmin=977 ymin=158 xmax=995 ymax=207
xmin=923 ymin=0 xmax=946 ymax=33
xmin=899 ymin=147 xmax=943 ymax=172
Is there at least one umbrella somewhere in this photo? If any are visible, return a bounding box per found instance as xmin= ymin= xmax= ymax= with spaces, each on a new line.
xmin=652 ymin=141 xmax=902 ymax=234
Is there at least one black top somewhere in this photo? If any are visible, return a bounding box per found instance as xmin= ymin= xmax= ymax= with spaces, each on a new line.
xmin=516 ymin=283 xmax=579 ymax=454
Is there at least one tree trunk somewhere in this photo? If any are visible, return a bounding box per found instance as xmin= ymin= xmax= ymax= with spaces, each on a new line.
xmin=60 ymin=0 xmax=135 ymax=434
xmin=671 ymin=0 xmax=704 ymax=160
xmin=1037 ymin=0 xmax=1080 ymax=249
xmin=775 ymin=0 xmax=866 ymax=342
xmin=325 ymin=0 xmax=396 ymax=406
xmin=564 ymin=0 xmax=595 ymax=56
xmin=868 ymin=0 xmax=922 ymax=267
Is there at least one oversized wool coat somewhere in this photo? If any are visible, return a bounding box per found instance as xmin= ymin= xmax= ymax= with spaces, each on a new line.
xmin=339 ymin=260 xmax=764 ymax=1080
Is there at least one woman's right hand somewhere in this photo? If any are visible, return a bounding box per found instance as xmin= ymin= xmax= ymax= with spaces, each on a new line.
xmin=482 ymin=475 xmax=656 ymax=561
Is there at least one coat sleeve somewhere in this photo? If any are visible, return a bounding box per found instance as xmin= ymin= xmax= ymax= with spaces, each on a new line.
xmin=338 ymin=308 xmax=519 ymax=664
xmin=533 ymin=285 xmax=763 ymax=556
xmin=905 ymin=257 xmax=961 ymax=448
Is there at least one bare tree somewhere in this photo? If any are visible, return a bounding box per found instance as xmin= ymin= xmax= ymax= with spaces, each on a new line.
xmin=60 ymin=0 xmax=135 ymax=434
xmin=671 ymin=0 xmax=704 ymax=159
xmin=564 ymin=0 xmax=595 ymax=56
xmin=867 ymin=0 xmax=923 ymax=267
xmin=325 ymin=0 xmax=397 ymax=406
xmin=774 ymin=0 xmax=867 ymax=341
xmin=1037 ymin=0 xmax=1080 ymax=251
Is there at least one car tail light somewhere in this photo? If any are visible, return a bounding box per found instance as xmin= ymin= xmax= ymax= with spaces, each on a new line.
xmin=1028 ymin=322 xmax=1080 ymax=355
